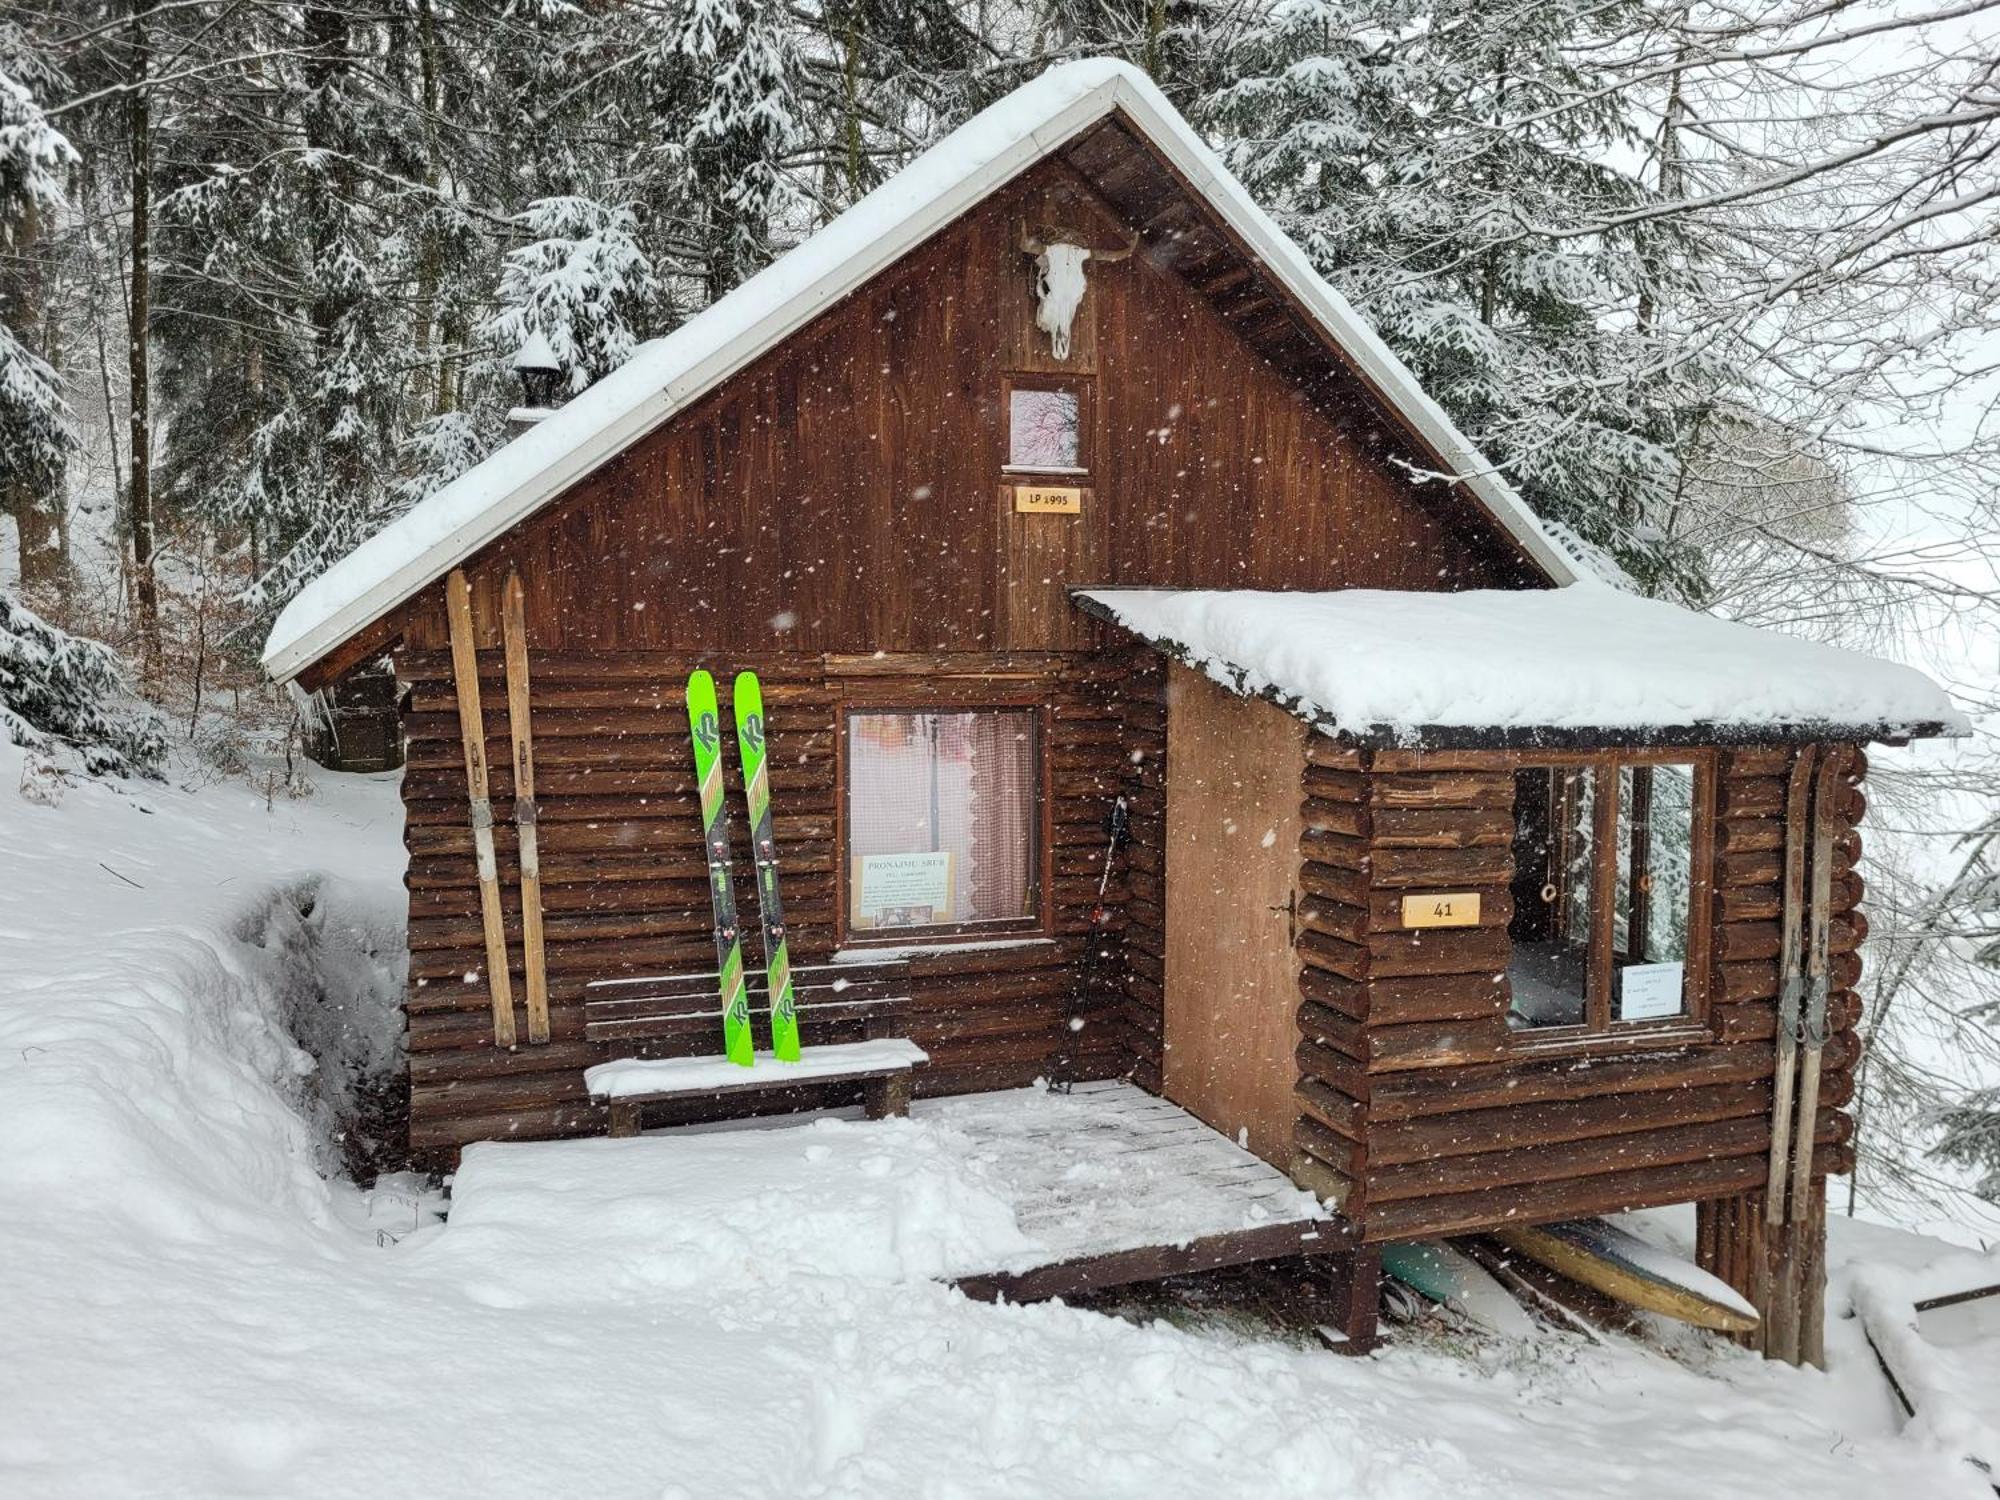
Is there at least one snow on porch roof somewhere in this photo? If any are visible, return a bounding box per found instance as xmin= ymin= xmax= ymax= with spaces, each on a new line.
xmin=261 ymin=57 xmax=1580 ymax=685
xmin=1075 ymin=587 xmax=1968 ymax=747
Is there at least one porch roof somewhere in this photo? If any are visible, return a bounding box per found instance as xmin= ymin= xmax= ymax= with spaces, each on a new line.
xmin=1074 ymin=586 xmax=1967 ymax=749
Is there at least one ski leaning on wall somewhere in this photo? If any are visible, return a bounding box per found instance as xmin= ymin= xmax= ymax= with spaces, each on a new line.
xmin=1766 ymin=746 xmax=1819 ymax=1222
xmin=1787 ymin=746 xmax=1846 ymax=1222
xmin=733 ymin=671 xmax=802 ymax=1062
xmin=686 ymin=670 xmax=754 ymax=1066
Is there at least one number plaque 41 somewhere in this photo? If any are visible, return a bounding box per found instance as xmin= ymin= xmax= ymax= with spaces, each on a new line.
xmin=1401 ymin=892 xmax=1481 ymax=929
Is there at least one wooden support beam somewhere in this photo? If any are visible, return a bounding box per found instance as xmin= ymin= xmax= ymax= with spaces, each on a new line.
xmin=502 ymin=571 xmax=551 ymax=1044
xmin=444 ymin=568 xmax=517 ymax=1049
xmin=1697 ymin=1180 xmax=1828 ymax=1366
xmin=1315 ymin=1245 xmax=1382 ymax=1355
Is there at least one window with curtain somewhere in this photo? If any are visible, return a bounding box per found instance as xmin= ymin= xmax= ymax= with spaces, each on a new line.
xmin=844 ymin=709 xmax=1041 ymax=938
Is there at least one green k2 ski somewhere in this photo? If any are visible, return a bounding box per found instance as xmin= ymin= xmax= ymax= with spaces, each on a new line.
xmin=733 ymin=672 xmax=801 ymax=1062
xmin=686 ymin=670 xmax=753 ymax=1067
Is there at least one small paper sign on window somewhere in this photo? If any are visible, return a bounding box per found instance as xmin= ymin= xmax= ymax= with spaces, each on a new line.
xmin=851 ymin=851 xmax=956 ymax=931
xmin=1014 ymin=484 xmax=1082 ymax=514
xmin=1619 ymin=961 xmax=1685 ymax=1021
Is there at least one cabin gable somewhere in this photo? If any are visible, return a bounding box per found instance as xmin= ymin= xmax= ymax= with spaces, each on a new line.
xmin=386 ymin=152 xmax=1540 ymax=663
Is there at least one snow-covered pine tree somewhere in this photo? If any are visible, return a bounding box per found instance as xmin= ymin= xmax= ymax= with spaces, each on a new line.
xmin=0 ymin=591 xmax=165 ymax=778
xmin=489 ymin=197 xmax=662 ymax=395
xmin=0 ymin=49 xmax=77 ymax=595
xmin=1030 ymin=0 xmax=1236 ymax=103
xmin=1896 ymin=815 xmax=2000 ymax=1209
xmin=148 ymin=2 xmax=438 ymax=621
xmin=672 ymin=0 xmax=804 ymax=295
xmin=806 ymin=0 xmax=982 ymax=201
xmin=1201 ymin=0 xmax=1721 ymax=597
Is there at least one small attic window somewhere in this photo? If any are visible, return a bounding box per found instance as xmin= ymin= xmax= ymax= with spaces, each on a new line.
xmin=1004 ymin=376 xmax=1089 ymax=475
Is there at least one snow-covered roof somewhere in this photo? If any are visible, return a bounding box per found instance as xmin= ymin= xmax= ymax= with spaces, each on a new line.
xmin=262 ymin=58 xmax=1579 ymax=684
xmin=1076 ymin=587 xmax=1967 ymax=744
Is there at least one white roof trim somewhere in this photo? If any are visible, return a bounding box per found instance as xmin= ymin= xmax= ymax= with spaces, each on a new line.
xmin=263 ymin=59 xmax=1577 ymax=683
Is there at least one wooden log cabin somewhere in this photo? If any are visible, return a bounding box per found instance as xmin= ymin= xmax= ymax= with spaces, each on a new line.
xmin=263 ymin=62 xmax=1962 ymax=1361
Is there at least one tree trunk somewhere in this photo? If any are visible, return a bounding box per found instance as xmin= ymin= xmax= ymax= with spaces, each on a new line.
xmin=128 ymin=0 xmax=161 ymax=684
xmin=305 ymin=5 xmax=364 ymax=489
xmin=841 ymin=8 xmax=863 ymax=199
xmin=411 ymin=0 xmax=445 ymax=412
xmin=3 ymin=191 xmax=64 ymax=602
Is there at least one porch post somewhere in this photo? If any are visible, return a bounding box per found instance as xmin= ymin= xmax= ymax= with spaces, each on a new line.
xmin=1696 ymin=1182 xmax=1827 ymax=1366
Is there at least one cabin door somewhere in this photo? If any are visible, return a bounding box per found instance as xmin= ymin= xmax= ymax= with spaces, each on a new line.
xmin=1162 ymin=665 xmax=1306 ymax=1167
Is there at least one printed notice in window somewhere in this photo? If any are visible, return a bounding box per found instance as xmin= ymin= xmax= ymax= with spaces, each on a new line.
xmin=1619 ymin=961 xmax=1685 ymax=1021
xmin=852 ymin=852 xmax=956 ymax=930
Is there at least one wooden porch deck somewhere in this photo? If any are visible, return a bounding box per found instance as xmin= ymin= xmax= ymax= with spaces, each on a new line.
xmin=910 ymin=1081 xmax=1354 ymax=1303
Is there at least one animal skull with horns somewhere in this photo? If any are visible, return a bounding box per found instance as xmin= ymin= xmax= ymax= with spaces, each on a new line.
xmin=1021 ymin=229 xmax=1137 ymax=359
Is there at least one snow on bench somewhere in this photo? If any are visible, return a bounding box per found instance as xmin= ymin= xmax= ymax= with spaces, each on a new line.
xmin=585 ymin=1039 xmax=930 ymax=1136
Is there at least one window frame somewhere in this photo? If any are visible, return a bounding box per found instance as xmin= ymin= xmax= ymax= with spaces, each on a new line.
xmin=1000 ymin=372 xmax=1093 ymax=478
xmin=1504 ymin=747 xmax=1719 ymax=1053
xmin=833 ymin=684 xmax=1055 ymax=951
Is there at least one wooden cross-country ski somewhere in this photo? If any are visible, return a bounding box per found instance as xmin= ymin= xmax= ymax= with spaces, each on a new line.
xmin=1787 ymin=745 xmax=1846 ymax=1224
xmin=501 ymin=571 xmax=550 ymax=1044
xmin=445 ymin=568 xmax=517 ymax=1048
xmin=1765 ymin=745 xmax=1819 ymax=1224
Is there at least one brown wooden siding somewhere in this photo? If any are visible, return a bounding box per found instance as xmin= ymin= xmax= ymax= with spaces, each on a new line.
xmin=387 ymin=158 xmax=1526 ymax=671
xmin=396 ymin=644 xmax=1155 ymax=1152
xmin=1289 ymin=742 xmax=1863 ymax=1243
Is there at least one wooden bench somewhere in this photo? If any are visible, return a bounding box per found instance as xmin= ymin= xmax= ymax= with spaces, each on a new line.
xmin=581 ymin=954 xmax=923 ymax=1135
xmin=586 ymin=1038 xmax=930 ymax=1136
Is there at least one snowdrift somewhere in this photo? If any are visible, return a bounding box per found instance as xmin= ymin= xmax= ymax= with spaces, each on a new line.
xmin=1 ymin=744 xmax=1987 ymax=1499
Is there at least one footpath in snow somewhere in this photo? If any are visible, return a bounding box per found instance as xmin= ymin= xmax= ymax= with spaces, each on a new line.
xmin=0 ymin=741 xmax=1993 ymax=1499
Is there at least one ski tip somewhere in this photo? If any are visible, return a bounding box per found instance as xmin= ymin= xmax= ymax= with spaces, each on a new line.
xmin=687 ymin=668 xmax=715 ymax=696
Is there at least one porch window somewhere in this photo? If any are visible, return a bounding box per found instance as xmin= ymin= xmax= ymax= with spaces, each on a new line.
xmin=1004 ymin=376 xmax=1089 ymax=474
xmin=1507 ymin=756 xmax=1708 ymax=1037
xmin=843 ymin=709 xmax=1042 ymax=940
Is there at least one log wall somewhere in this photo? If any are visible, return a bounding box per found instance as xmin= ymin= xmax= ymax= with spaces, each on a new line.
xmin=1114 ymin=656 xmax=1169 ymax=1089
xmin=397 ymin=643 xmax=1155 ymax=1154
xmin=1288 ymin=742 xmax=1864 ymax=1243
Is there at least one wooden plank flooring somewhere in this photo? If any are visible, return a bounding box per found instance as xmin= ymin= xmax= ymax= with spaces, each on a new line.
xmin=914 ymin=1080 xmax=1347 ymax=1299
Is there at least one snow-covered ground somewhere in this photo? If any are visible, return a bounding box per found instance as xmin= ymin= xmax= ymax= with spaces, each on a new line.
xmin=2 ymin=744 xmax=1996 ymax=1498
